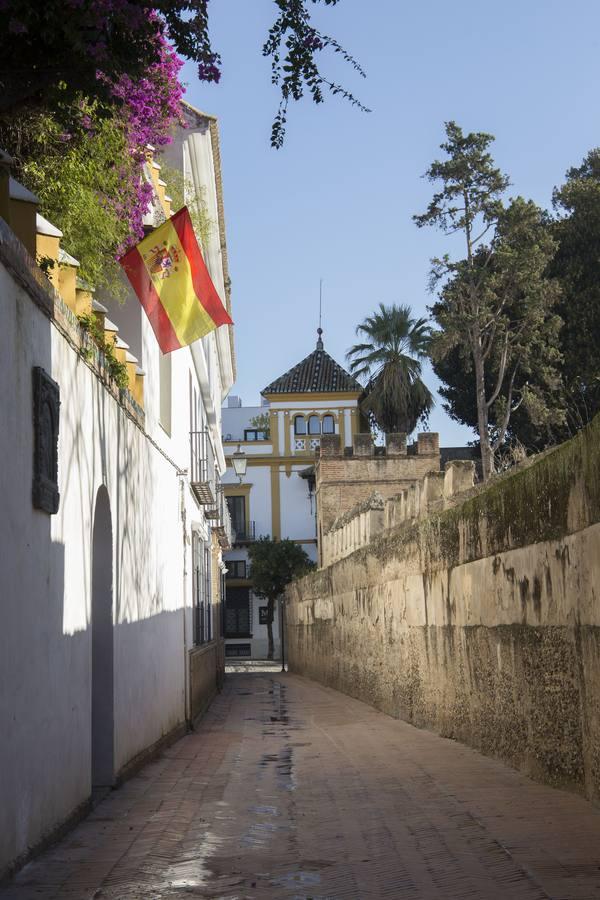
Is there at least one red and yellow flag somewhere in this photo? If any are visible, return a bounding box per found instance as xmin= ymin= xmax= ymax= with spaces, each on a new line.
xmin=119 ymin=206 xmax=232 ymax=354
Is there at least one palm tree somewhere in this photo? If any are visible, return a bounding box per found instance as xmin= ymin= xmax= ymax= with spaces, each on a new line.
xmin=346 ymin=303 xmax=434 ymax=435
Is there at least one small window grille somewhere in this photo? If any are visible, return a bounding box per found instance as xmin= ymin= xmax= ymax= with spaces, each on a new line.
xmin=192 ymin=532 xmax=212 ymax=645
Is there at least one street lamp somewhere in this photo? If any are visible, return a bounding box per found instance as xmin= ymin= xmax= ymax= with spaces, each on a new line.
xmin=231 ymin=444 xmax=247 ymax=482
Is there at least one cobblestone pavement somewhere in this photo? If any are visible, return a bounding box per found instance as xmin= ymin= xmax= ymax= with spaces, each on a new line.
xmin=3 ymin=671 xmax=600 ymax=899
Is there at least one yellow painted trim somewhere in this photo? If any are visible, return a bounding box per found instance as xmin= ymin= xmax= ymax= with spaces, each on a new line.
xmin=58 ymin=265 xmax=78 ymax=312
xmin=223 ymin=439 xmax=272 ymax=446
xmin=224 ymin=483 xmax=251 ymax=529
xmin=339 ymin=409 xmax=346 ymax=448
xmin=36 ymin=233 xmax=60 ymax=290
xmin=227 ymin=456 xmax=317 ymax=467
xmin=263 ymin=391 xmax=361 ymax=403
xmin=270 ymin=465 xmax=281 ymax=539
xmin=224 ymin=483 xmax=252 ymax=494
xmin=270 ymin=409 xmax=280 ymax=455
xmin=283 ymin=411 xmax=292 ymax=475
xmin=350 ymin=407 xmax=358 ymax=442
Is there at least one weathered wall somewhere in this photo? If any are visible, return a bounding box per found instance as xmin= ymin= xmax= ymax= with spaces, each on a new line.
xmin=287 ymin=418 xmax=600 ymax=803
xmin=316 ymin=433 xmax=440 ymax=536
xmin=0 ymin=220 xmax=228 ymax=875
xmin=189 ymin=643 xmax=219 ymax=721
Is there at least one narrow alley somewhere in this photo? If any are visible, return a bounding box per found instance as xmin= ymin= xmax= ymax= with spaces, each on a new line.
xmin=3 ymin=671 xmax=600 ymax=900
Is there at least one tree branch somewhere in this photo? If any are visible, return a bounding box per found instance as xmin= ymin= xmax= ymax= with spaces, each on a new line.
xmin=485 ymin=333 xmax=509 ymax=409
xmin=492 ymin=364 xmax=519 ymax=451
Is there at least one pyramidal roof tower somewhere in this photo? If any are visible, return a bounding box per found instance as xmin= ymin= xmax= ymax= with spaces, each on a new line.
xmin=261 ymin=329 xmax=362 ymax=397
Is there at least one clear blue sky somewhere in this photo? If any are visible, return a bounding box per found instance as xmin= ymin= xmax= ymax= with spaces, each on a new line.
xmin=184 ymin=0 xmax=600 ymax=444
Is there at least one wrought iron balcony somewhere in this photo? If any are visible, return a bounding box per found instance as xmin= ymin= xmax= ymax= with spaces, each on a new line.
xmin=209 ymin=486 xmax=234 ymax=550
xmin=232 ymin=521 xmax=256 ymax=543
xmin=190 ymin=428 xmax=215 ymax=505
xmin=226 ymin=560 xmax=248 ymax=579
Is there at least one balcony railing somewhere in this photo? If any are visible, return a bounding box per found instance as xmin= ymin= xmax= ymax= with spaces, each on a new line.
xmin=190 ymin=428 xmax=215 ymax=505
xmin=232 ymin=521 xmax=256 ymax=543
xmin=226 ymin=561 xmax=248 ymax=579
xmin=209 ymin=486 xmax=234 ymax=550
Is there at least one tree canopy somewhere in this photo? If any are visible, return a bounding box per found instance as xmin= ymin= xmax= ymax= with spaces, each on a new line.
xmin=347 ymin=303 xmax=433 ymax=435
xmin=0 ymin=34 xmax=184 ymax=292
xmin=550 ymin=149 xmax=600 ymax=435
xmin=423 ymin=139 xmax=600 ymax=459
xmin=0 ymin=0 xmax=367 ymax=148
xmin=247 ymin=537 xmax=314 ymax=659
xmin=415 ymin=122 xmax=563 ymax=480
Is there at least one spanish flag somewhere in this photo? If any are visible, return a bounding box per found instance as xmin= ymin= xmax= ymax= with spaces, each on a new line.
xmin=119 ymin=207 xmax=232 ymax=353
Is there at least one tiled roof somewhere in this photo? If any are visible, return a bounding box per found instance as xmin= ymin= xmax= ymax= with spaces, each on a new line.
xmin=262 ymin=332 xmax=362 ymax=395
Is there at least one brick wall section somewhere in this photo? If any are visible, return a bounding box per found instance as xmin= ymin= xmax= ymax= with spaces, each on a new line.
xmin=287 ymin=415 xmax=600 ymax=805
xmin=316 ymin=437 xmax=440 ymax=535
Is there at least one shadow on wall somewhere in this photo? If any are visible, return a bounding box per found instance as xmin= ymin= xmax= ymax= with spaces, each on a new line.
xmin=0 ymin=249 xmax=84 ymax=876
xmin=92 ymin=485 xmax=114 ymax=790
xmin=0 ymin=253 xmax=186 ymax=879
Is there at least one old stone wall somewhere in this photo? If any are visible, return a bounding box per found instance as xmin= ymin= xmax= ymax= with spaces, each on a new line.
xmin=316 ymin=433 xmax=441 ymax=541
xmin=287 ymin=417 xmax=600 ymax=803
xmin=321 ymin=461 xmax=477 ymax=568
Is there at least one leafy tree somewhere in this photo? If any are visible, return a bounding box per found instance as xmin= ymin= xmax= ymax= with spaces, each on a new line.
xmin=550 ymin=149 xmax=600 ymax=434
xmin=1 ymin=37 xmax=184 ymax=293
xmin=415 ymin=122 xmax=563 ymax=479
xmin=14 ymin=99 xmax=137 ymax=294
xmin=431 ymin=335 xmax=564 ymax=456
xmin=249 ymin=412 xmax=271 ymax=438
xmin=0 ymin=0 xmax=368 ymax=148
xmin=247 ymin=537 xmax=314 ymax=659
xmin=346 ymin=303 xmax=434 ymax=435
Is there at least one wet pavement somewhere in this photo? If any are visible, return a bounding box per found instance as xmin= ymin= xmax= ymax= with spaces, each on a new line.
xmin=3 ymin=670 xmax=600 ymax=899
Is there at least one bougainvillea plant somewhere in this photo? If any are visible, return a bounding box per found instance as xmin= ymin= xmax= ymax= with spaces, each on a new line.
xmin=0 ymin=24 xmax=185 ymax=291
xmin=103 ymin=30 xmax=186 ymax=249
xmin=0 ymin=0 xmax=367 ymax=147
xmin=0 ymin=1 xmax=369 ymax=291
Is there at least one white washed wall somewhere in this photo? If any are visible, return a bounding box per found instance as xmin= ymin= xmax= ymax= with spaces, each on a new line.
xmin=279 ymin=467 xmax=316 ymax=543
xmin=0 ymin=254 xmax=223 ymax=872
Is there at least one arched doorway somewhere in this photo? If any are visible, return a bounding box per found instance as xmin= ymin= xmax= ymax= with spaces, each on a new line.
xmin=91 ymin=485 xmax=114 ymax=790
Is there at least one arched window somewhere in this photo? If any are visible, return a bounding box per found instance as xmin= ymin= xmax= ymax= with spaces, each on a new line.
xmin=308 ymin=415 xmax=321 ymax=435
xmin=322 ymin=415 xmax=335 ymax=434
xmin=294 ymin=415 xmax=306 ymax=435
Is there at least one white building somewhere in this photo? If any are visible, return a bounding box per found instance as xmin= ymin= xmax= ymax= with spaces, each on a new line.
xmin=0 ymin=106 xmax=234 ymax=878
xmin=221 ymin=329 xmax=363 ymax=659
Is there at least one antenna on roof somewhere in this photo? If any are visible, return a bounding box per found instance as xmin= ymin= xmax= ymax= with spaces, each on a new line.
xmin=319 ymin=278 xmax=323 ymax=330
xmin=317 ymin=278 xmax=324 ymax=350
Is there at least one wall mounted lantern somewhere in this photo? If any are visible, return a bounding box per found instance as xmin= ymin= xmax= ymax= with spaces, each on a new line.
xmin=232 ymin=444 xmax=247 ymax=482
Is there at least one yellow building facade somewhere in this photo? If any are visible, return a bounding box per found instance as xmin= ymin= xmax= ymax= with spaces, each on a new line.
xmin=221 ymin=329 xmax=363 ymax=658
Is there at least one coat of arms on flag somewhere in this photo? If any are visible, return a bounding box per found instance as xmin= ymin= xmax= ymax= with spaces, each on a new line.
xmin=119 ymin=207 xmax=232 ymax=354
xmin=145 ymin=242 xmax=180 ymax=279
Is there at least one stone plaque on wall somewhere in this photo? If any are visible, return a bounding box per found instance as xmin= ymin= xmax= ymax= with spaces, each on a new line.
xmin=32 ymin=366 xmax=60 ymax=514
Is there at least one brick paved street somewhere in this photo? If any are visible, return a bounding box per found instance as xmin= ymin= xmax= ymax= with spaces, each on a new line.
xmin=3 ymin=670 xmax=600 ymax=899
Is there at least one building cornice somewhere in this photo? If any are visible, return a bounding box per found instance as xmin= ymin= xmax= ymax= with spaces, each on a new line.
xmin=263 ymin=391 xmax=361 ymax=403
